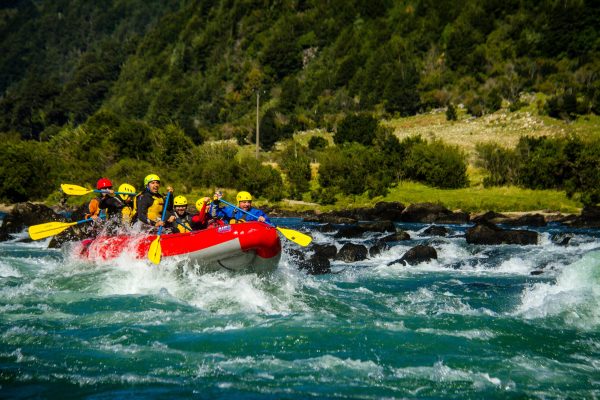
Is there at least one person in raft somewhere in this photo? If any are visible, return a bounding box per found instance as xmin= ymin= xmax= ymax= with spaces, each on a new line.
xmin=215 ymin=191 xmax=271 ymax=224
xmin=85 ymin=178 xmax=130 ymax=235
xmin=136 ymin=174 xmax=176 ymax=232
xmin=172 ymin=195 xmax=196 ymax=233
xmin=191 ymin=196 xmax=211 ymax=230
xmin=117 ymin=183 xmax=137 ymax=226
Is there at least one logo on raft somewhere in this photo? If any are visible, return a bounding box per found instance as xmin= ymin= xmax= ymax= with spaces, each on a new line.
xmin=217 ymin=225 xmax=232 ymax=233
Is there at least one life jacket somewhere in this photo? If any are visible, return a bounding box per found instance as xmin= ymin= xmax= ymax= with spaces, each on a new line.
xmin=174 ymin=213 xmax=193 ymax=233
xmin=146 ymin=194 xmax=164 ymax=222
xmin=229 ymin=209 xmax=246 ymax=224
xmin=86 ymin=197 xmax=107 ymax=220
xmin=121 ymin=192 xmax=139 ymax=225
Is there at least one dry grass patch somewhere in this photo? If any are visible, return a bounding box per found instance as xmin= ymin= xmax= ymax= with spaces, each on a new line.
xmin=382 ymin=108 xmax=589 ymax=163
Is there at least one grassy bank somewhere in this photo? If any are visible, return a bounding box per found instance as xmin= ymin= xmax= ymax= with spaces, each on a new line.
xmin=268 ymin=180 xmax=581 ymax=215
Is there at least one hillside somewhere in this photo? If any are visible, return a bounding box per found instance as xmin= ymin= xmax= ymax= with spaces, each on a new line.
xmin=0 ymin=0 xmax=599 ymax=207
xmin=1 ymin=0 xmax=599 ymax=142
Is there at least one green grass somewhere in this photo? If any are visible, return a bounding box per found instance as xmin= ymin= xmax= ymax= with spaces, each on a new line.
xmin=270 ymin=181 xmax=582 ymax=214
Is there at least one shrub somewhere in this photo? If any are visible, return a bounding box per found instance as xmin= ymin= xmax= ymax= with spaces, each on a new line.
xmin=544 ymin=91 xmax=579 ymax=120
xmin=308 ymin=136 xmax=328 ymax=150
xmin=278 ymin=143 xmax=312 ymax=200
xmin=516 ymin=136 xmax=568 ymax=189
xmin=403 ymin=140 xmax=468 ymax=188
xmin=237 ymin=157 xmax=284 ymax=201
xmin=446 ymin=103 xmax=457 ymax=121
xmin=311 ymin=187 xmax=337 ymax=205
xmin=334 ymin=113 xmax=378 ymax=146
xmin=318 ymin=143 xmax=389 ymax=197
xmin=475 ymin=142 xmax=519 ymax=186
xmin=0 ymin=141 xmax=53 ymax=202
xmin=184 ymin=142 xmax=240 ymax=189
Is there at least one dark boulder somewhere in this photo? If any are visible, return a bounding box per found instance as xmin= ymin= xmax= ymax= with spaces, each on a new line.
xmin=401 ymin=202 xmax=469 ymax=224
xmin=303 ymin=214 xmax=357 ymax=225
xmin=380 ymin=231 xmax=411 ymax=242
xmin=352 ymin=202 xmax=405 ymax=221
xmin=0 ymin=202 xmax=66 ymax=242
xmin=333 ymin=221 xmax=396 ymax=239
xmin=286 ymin=248 xmax=306 ymax=261
xmin=421 ymin=225 xmax=449 ymax=237
xmin=465 ymin=221 xmax=538 ymax=245
xmin=48 ymin=225 xmax=90 ymax=248
xmin=470 ymin=211 xmax=508 ymax=224
xmin=563 ymin=205 xmax=600 ymax=228
xmin=388 ymin=244 xmax=438 ymax=266
xmin=311 ymin=243 xmax=338 ymax=259
xmin=503 ymin=214 xmax=547 ymax=227
xmin=305 ymin=202 xmax=405 ymax=222
xmin=369 ymin=241 xmax=389 ymax=257
xmin=298 ymin=254 xmax=331 ymax=275
xmin=551 ymin=233 xmax=572 ymax=246
xmin=334 ymin=243 xmax=368 ymax=263
xmin=314 ymin=223 xmax=337 ymax=233
xmin=334 ymin=225 xmax=368 ymax=238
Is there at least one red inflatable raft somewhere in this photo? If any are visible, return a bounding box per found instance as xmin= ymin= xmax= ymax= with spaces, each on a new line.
xmin=77 ymin=222 xmax=282 ymax=272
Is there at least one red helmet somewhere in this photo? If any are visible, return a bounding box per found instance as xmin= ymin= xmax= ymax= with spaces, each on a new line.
xmin=96 ymin=178 xmax=113 ymax=190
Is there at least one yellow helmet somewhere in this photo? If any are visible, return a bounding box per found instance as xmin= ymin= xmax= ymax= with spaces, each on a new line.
xmin=118 ymin=183 xmax=136 ymax=201
xmin=236 ymin=191 xmax=252 ymax=203
xmin=144 ymin=174 xmax=160 ymax=186
xmin=174 ymin=195 xmax=188 ymax=206
xmin=195 ymin=198 xmax=206 ymax=211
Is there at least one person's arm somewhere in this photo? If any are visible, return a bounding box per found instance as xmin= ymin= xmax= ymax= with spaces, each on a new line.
xmin=216 ymin=204 xmax=234 ymax=220
xmin=136 ymin=194 xmax=152 ymax=225
xmin=249 ymin=208 xmax=270 ymax=224
xmin=101 ymin=196 xmax=124 ymax=211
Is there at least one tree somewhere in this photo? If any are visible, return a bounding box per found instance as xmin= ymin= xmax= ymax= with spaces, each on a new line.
xmin=278 ymin=142 xmax=312 ymax=199
xmin=334 ymin=113 xmax=378 ymax=145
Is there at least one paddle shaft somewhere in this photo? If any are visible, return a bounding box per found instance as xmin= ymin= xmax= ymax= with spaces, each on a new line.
xmin=156 ymin=191 xmax=172 ymax=236
xmin=217 ymin=198 xmax=312 ymax=247
xmin=96 ymin=189 xmax=136 ymax=196
xmin=218 ymin=199 xmax=271 ymax=226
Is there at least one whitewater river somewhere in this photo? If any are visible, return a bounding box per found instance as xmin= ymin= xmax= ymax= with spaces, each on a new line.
xmin=1 ymin=218 xmax=599 ymax=399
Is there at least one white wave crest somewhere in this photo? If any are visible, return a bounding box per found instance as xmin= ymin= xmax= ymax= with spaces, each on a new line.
xmin=515 ymin=249 xmax=600 ymax=329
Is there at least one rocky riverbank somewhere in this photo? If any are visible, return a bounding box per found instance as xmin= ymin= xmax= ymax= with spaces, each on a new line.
xmin=2 ymin=201 xmax=599 ymax=275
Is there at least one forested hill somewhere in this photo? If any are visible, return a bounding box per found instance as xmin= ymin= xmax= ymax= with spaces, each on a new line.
xmin=1 ymin=0 xmax=599 ymax=144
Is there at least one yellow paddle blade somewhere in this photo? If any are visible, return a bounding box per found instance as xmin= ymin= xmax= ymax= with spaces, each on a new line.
xmin=28 ymin=221 xmax=77 ymax=240
xmin=61 ymin=184 xmax=94 ymax=196
xmin=148 ymin=237 xmax=162 ymax=264
xmin=276 ymin=227 xmax=312 ymax=247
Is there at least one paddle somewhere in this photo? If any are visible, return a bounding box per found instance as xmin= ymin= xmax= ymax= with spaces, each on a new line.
xmin=61 ymin=184 xmax=136 ymax=196
xmin=28 ymin=218 xmax=94 ymax=240
xmin=218 ymin=199 xmax=312 ymax=247
xmin=148 ymin=191 xmax=172 ymax=264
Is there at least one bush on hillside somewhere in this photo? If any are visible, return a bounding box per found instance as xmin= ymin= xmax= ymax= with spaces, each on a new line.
xmin=516 ymin=136 xmax=568 ymax=189
xmin=237 ymin=157 xmax=283 ymax=201
xmin=403 ymin=140 xmax=468 ymax=188
xmin=475 ymin=143 xmax=520 ymax=186
xmin=0 ymin=141 xmax=53 ymax=202
xmin=308 ymin=136 xmax=328 ymax=150
xmin=318 ymin=143 xmax=390 ymax=198
xmin=278 ymin=143 xmax=312 ymax=200
xmin=184 ymin=142 xmax=240 ymax=189
xmin=334 ymin=113 xmax=378 ymax=146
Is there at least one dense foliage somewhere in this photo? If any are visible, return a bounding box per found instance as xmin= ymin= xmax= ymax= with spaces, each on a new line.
xmin=476 ymin=136 xmax=600 ymax=205
xmin=0 ymin=0 xmax=598 ymax=203
xmin=317 ymin=134 xmax=468 ymax=200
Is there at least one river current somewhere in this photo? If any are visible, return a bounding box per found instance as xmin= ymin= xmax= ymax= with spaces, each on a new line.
xmin=1 ymin=218 xmax=599 ymax=399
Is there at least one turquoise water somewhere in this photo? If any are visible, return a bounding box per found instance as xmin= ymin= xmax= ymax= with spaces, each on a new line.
xmin=1 ymin=220 xmax=600 ymax=399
